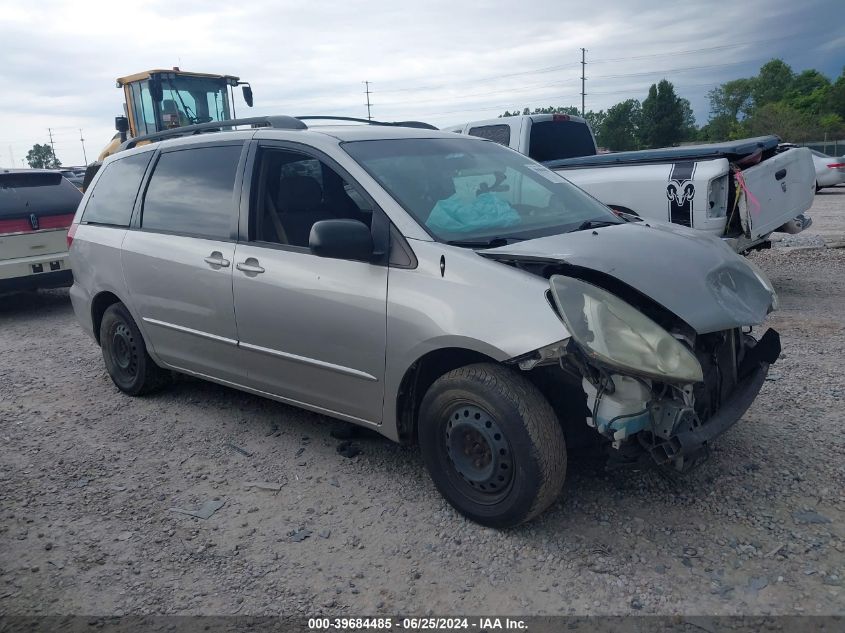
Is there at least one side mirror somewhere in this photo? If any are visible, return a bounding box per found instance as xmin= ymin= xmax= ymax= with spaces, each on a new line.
xmin=148 ymin=77 xmax=163 ymax=102
xmin=115 ymin=116 xmax=130 ymax=142
xmin=309 ymin=219 xmax=373 ymax=262
xmin=242 ymin=84 xmax=254 ymax=107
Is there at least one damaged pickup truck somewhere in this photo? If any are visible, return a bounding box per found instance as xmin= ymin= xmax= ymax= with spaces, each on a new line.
xmin=444 ymin=114 xmax=816 ymax=253
xmin=70 ymin=121 xmax=781 ymax=529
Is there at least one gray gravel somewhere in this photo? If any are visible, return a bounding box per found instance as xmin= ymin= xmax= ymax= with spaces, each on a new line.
xmin=1 ymin=187 xmax=843 ymax=616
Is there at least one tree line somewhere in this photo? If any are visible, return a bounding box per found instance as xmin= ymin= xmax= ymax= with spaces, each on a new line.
xmin=501 ymin=59 xmax=845 ymax=151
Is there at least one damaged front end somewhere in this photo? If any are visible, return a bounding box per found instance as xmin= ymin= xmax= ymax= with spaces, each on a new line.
xmin=511 ymin=274 xmax=781 ymax=473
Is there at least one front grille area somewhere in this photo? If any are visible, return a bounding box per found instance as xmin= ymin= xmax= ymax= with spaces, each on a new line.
xmin=692 ymin=329 xmax=741 ymax=421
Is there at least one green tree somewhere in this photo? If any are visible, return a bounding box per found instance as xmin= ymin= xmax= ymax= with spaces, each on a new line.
xmin=752 ymin=59 xmax=795 ymax=108
xmin=698 ymin=114 xmax=747 ymax=141
xmin=598 ymin=99 xmax=641 ymax=150
xmin=640 ymin=79 xmax=687 ymax=147
xmin=746 ymin=102 xmax=815 ymax=142
xmin=708 ymin=78 xmax=754 ymax=120
xmin=26 ymin=144 xmax=61 ymax=169
xmin=786 ymin=69 xmax=832 ymax=115
xmin=584 ymin=109 xmax=607 ymax=137
xmin=500 ymin=106 xmax=580 ymax=117
xmin=819 ymin=113 xmax=845 ymax=139
xmin=826 ymin=68 xmax=845 ymax=119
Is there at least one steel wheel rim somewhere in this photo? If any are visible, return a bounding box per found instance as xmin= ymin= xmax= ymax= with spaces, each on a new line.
xmin=444 ymin=403 xmax=513 ymax=503
xmin=111 ymin=323 xmax=138 ymax=379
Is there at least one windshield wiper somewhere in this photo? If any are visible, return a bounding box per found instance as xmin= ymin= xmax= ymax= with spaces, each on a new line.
xmin=570 ymin=218 xmax=621 ymax=232
xmin=446 ymin=236 xmax=522 ymax=248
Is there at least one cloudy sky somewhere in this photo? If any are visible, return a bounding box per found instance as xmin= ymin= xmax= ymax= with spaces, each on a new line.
xmin=1 ymin=0 xmax=843 ymax=167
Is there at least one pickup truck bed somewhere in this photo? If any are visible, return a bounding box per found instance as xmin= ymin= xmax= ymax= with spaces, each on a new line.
xmin=546 ymin=137 xmax=815 ymax=253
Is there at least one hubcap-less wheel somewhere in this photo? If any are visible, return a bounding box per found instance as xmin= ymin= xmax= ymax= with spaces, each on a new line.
xmin=444 ymin=404 xmax=513 ymax=503
xmin=110 ymin=323 xmax=138 ymax=380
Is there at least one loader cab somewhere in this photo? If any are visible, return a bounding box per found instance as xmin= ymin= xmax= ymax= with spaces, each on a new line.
xmin=118 ymin=69 xmax=252 ymax=138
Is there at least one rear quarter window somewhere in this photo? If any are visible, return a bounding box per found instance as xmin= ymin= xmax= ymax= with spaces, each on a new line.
xmin=468 ymin=124 xmax=511 ymax=146
xmin=140 ymin=145 xmax=242 ymax=240
xmin=0 ymin=172 xmax=82 ymax=219
xmin=82 ymin=152 xmax=153 ymax=226
xmin=528 ymin=120 xmax=596 ymax=162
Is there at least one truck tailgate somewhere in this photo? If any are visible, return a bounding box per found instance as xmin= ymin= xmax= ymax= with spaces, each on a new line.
xmin=739 ymin=147 xmax=814 ymax=240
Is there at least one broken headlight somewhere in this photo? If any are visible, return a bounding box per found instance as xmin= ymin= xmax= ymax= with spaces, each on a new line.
xmin=549 ymin=275 xmax=704 ymax=383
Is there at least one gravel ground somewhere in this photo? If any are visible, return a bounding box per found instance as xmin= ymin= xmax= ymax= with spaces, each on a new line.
xmin=1 ymin=187 xmax=843 ymax=617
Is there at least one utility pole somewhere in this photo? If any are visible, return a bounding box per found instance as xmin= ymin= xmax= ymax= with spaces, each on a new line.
xmin=580 ymin=48 xmax=587 ymax=117
xmin=80 ymin=129 xmax=88 ymax=164
xmin=48 ymin=128 xmax=56 ymax=162
xmin=363 ymin=81 xmax=373 ymax=121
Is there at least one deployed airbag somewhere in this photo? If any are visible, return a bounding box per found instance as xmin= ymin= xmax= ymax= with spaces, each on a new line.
xmin=426 ymin=192 xmax=520 ymax=233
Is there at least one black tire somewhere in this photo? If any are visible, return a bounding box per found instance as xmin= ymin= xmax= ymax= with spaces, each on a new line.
xmin=100 ymin=302 xmax=169 ymax=396
xmin=418 ymin=363 xmax=566 ymax=528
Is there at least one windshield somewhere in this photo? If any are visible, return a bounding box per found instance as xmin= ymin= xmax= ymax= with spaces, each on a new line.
xmin=131 ymin=76 xmax=231 ymax=134
xmin=343 ymin=137 xmax=618 ymax=243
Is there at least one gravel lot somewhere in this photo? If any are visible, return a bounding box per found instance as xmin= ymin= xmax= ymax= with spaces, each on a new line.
xmin=1 ymin=187 xmax=843 ymax=617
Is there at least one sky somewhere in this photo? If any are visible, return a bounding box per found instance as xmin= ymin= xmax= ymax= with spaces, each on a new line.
xmin=1 ymin=0 xmax=843 ymax=167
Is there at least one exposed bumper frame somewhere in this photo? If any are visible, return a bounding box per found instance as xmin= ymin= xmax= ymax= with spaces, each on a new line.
xmin=673 ymin=362 xmax=769 ymax=456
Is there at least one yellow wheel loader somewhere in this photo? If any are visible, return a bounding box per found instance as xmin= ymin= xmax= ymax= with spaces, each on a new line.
xmin=82 ymin=68 xmax=253 ymax=190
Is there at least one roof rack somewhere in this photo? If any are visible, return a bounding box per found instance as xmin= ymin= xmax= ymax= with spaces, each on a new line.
xmin=296 ymin=115 xmax=438 ymax=130
xmin=118 ymin=113 xmax=438 ymax=151
xmin=119 ymin=115 xmax=307 ymax=151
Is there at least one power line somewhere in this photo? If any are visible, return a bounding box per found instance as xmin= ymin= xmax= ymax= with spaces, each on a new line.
xmin=377 ymin=57 xmax=764 ymax=109
xmin=377 ymin=62 xmax=581 ymax=95
xmin=405 ymin=79 xmax=725 ymax=119
xmin=589 ymin=36 xmax=785 ymax=64
xmin=372 ymin=38 xmax=793 ymax=98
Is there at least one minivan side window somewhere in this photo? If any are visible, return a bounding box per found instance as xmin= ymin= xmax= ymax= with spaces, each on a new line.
xmin=141 ymin=145 xmax=242 ymax=240
xmin=81 ymin=152 xmax=153 ymax=227
xmin=468 ymin=124 xmax=511 ymax=146
xmin=251 ymin=148 xmax=372 ymax=248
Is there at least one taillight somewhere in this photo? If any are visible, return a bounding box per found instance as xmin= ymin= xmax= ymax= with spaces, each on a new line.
xmin=827 ymin=163 xmax=845 ymax=168
xmin=552 ymin=114 xmax=571 ymax=122
xmin=66 ymin=223 xmax=78 ymax=249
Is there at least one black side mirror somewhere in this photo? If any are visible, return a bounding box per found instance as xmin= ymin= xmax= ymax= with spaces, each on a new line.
xmin=115 ymin=116 xmax=130 ymax=142
xmin=242 ymin=84 xmax=254 ymax=107
xmin=149 ymin=77 xmax=163 ymax=102
xmin=309 ymin=219 xmax=373 ymax=262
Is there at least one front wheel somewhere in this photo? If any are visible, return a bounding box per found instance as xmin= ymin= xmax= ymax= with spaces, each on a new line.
xmin=418 ymin=363 xmax=566 ymax=528
xmin=100 ymin=302 xmax=170 ymax=396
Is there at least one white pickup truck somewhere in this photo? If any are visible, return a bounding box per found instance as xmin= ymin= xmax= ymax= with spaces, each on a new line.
xmin=442 ymin=114 xmax=815 ymax=252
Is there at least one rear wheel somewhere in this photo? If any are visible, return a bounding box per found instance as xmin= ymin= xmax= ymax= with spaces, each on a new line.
xmin=418 ymin=363 xmax=566 ymax=528
xmin=100 ymin=303 xmax=169 ymax=395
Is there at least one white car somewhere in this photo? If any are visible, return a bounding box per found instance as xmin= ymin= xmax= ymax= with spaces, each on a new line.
xmin=0 ymin=169 xmax=81 ymax=293
xmin=810 ymin=150 xmax=845 ymax=190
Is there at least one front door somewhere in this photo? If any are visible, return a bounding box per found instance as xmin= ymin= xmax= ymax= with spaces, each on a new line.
xmin=232 ymin=145 xmax=388 ymax=424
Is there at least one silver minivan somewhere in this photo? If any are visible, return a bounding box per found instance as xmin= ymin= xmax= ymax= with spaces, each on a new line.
xmin=69 ymin=116 xmax=781 ymax=527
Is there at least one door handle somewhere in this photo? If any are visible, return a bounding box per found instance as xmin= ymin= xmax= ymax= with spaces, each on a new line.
xmin=204 ymin=252 xmax=230 ymax=268
xmin=236 ymin=258 xmax=265 ymax=274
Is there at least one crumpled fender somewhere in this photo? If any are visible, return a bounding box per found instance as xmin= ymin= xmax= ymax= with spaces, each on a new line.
xmin=483 ymin=222 xmax=775 ymax=334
